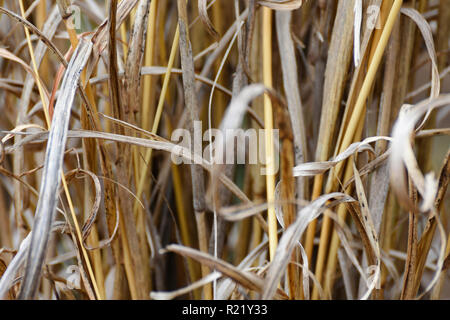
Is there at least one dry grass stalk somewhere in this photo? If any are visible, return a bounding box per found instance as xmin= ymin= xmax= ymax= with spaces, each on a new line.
xmin=0 ymin=0 xmax=448 ymax=301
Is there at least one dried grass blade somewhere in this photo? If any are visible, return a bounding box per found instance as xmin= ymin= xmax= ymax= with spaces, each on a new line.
xmin=17 ymin=40 xmax=92 ymax=299
xmin=350 ymin=161 xmax=381 ymax=299
xmin=413 ymin=150 xmax=450 ymax=296
xmin=275 ymin=10 xmax=308 ymax=198
xmin=91 ymin=0 xmax=139 ymax=57
xmin=0 ymin=6 xmax=67 ymax=67
xmin=177 ymin=0 xmax=209 ymax=298
xmin=0 ymin=234 xmax=31 ymax=299
xmin=293 ymin=136 xmax=389 ymax=177
xmin=262 ymin=193 xmax=355 ymax=299
xmin=400 ymin=8 xmax=440 ymax=100
xmin=390 ymin=95 xmax=450 ymax=211
xmin=150 ymin=272 xmax=222 ymax=300
xmin=258 ymin=0 xmax=303 ymax=10
xmin=198 ymin=0 xmax=219 ymax=40
xmin=124 ymin=0 xmax=151 ymax=115
xmin=166 ymin=244 xmax=264 ymax=295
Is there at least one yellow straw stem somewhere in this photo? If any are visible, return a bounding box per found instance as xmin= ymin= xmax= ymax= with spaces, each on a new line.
xmin=142 ymin=0 xmax=158 ymax=132
xmin=322 ymin=0 xmax=394 ymax=298
xmin=61 ymin=174 xmax=102 ymax=299
xmin=119 ymin=0 xmax=128 ymax=60
xmin=336 ymin=0 xmax=403 ymax=166
xmin=262 ymin=7 xmax=278 ymax=261
xmin=134 ymin=26 xmax=180 ymax=211
xmin=311 ymin=0 xmax=403 ymax=300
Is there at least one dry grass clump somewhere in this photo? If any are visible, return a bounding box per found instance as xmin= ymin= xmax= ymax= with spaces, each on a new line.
xmin=0 ymin=0 xmax=449 ymax=300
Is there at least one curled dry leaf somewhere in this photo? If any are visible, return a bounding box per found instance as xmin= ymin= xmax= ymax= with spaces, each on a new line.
xmin=198 ymin=0 xmax=220 ymax=40
xmin=64 ymin=169 xmax=118 ymax=251
xmin=214 ymin=84 xmax=266 ymax=166
xmin=293 ymin=136 xmax=390 ymax=177
xmin=389 ymin=95 xmax=450 ymax=212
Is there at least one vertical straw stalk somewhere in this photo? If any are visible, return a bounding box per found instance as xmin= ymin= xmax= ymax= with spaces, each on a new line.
xmin=262 ymin=6 xmax=278 ymax=262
